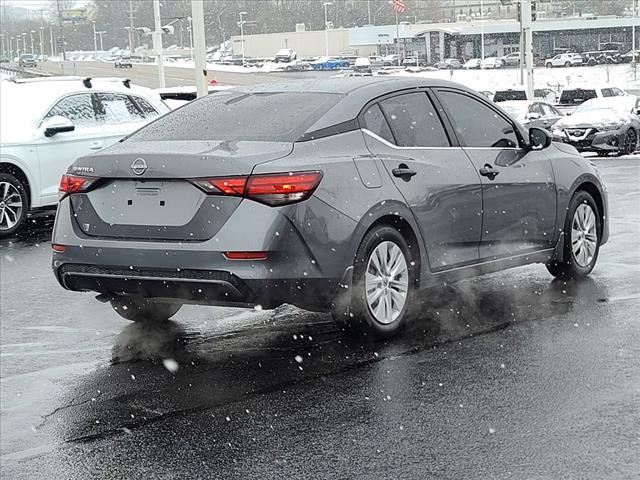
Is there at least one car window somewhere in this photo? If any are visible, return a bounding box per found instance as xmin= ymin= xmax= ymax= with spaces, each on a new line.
xmin=95 ymin=93 xmax=145 ymax=125
xmin=601 ymin=88 xmax=613 ymax=97
xmin=437 ymin=90 xmax=519 ymax=148
xmin=559 ymin=89 xmax=597 ymax=104
xmin=540 ymin=104 xmax=555 ymax=116
xmin=529 ymin=103 xmax=543 ymax=115
xmin=612 ymin=88 xmax=625 ymax=96
xmin=132 ymin=96 xmax=159 ymax=117
xmin=361 ymin=103 xmax=394 ymax=144
xmin=43 ymin=93 xmax=97 ymax=127
xmin=493 ymin=90 xmax=526 ymax=102
xmin=378 ymin=92 xmax=449 ymax=147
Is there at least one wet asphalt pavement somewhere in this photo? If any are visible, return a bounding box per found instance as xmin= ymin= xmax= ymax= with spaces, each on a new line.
xmin=1 ymin=158 xmax=639 ymax=479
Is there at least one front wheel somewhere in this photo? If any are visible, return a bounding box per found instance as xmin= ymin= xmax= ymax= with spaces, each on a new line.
xmin=546 ymin=191 xmax=601 ymax=279
xmin=564 ymin=61 xmax=571 ymax=67
xmin=621 ymin=128 xmax=637 ymax=156
xmin=546 ymin=63 xmax=553 ymax=68
xmin=110 ymin=296 xmax=182 ymax=322
xmin=332 ymin=226 xmax=417 ymax=339
xmin=0 ymin=173 xmax=28 ymax=238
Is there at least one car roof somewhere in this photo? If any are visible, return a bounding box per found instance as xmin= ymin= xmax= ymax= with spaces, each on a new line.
xmin=6 ymin=76 xmax=155 ymax=98
xmin=578 ymin=95 xmax=637 ymax=110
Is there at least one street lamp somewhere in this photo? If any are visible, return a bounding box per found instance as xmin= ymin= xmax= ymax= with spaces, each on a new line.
xmin=50 ymin=24 xmax=55 ymax=57
xmin=39 ymin=26 xmax=44 ymax=60
xmin=238 ymin=11 xmax=248 ymax=66
xmin=22 ymin=33 xmax=27 ymax=56
xmin=187 ymin=16 xmax=193 ymax=61
xmin=30 ymin=30 xmax=35 ymax=54
xmin=323 ymin=2 xmax=333 ymax=57
xmin=92 ymin=21 xmax=97 ymax=56
xmin=96 ymin=31 xmax=106 ymax=51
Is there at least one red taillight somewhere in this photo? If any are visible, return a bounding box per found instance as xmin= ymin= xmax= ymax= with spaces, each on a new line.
xmin=51 ymin=244 xmax=66 ymax=253
xmin=58 ymin=174 xmax=96 ymax=200
xmin=190 ymin=171 xmax=322 ymax=206
xmin=224 ymin=251 xmax=268 ymax=260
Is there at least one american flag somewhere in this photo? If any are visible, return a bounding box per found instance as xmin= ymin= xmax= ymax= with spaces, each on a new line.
xmin=392 ymin=0 xmax=406 ymax=13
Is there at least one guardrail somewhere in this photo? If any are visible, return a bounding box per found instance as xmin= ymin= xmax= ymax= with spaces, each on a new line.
xmin=0 ymin=64 xmax=52 ymax=79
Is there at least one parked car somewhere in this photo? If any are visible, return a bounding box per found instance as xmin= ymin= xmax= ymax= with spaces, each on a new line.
xmin=274 ymin=49 xmax=297 ymax=63
xmin=499 ymin=100 xmax=564 ymax=130
xmin=310 ymin=57 xmax=350 ymax=70
xmin=368 ymin=55 xmax=385 ymax=67
xmin=499 ymin=52 xmax=520 ymax=67
xmin=552 ymin=95 xmax=640 ymax=156
xmin=557 ymin=85 xmax=626 ymax=114
xmin=435 ymin=58 xmax=462 ymax=69
xmin=480 ymin=57 xmax=501 ymax=69
xmin=545 ymin=53 xmax=582 ymax=68
xmin=382 ymin=54 xmax=400 ymax=66
xmin=0 ymin=77 xmax=170 ymax=237
xmin=354 ymin=57 xmax=373 ymax=74
xmin=114 ymin=56 xmax=133 ymax=68
xmin=491 ymin=87 xmax=560 ymax=104
xmin=463 ymin=58 xmax=481 ymax=69
xmin=271 ymin=59 xmax=310 ymax=72
xmin=0 ymin=55 xmax=10 ymax=63
xmin=18 ymin=54 xmax=37 ymax=68
xmin=582 ymin=43 xmax=626 ymax=65
xmin=51 ymin=77 xmax=608 ymax=340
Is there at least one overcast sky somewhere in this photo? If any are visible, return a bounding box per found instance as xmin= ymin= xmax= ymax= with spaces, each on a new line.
xmin=2 ymin=0 xmax=84 ymax=10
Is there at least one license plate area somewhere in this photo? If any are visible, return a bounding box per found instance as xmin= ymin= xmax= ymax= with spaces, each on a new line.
xmin=88 ymin=180 xmax=204 ymax=227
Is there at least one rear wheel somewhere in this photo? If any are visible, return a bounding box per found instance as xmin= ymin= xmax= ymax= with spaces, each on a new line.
xmin=546 ymin=62 xmax=553 ymax=68
xmin=332 ymin=226 xmax=417 ymax=339
xmin=110 ymin=296 xmax=182 ymax=322
xmin=546 ymin=191 xmax=601 ymax=279
xmin=564 ymin=61 xmax=571 ymax=67
xmin=621 ymin=128 xmax=637 ymax=156
xmin=0 ymin=173 xmax=28 ymax=238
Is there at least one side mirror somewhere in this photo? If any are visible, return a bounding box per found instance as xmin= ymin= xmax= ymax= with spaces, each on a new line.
xmin=43 ymin=116 xmax=75 ymax=137
xmin=527 ymin=112 xmax=541 ymax=120
xmin=529 ymin=126 xmax=552 ymax=150
xmin=634 ymin=108 xmax=640 ymax=115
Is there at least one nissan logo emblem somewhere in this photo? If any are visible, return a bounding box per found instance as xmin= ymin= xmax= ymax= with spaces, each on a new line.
xmin=131 ymin=158 xmax=147 ymax=175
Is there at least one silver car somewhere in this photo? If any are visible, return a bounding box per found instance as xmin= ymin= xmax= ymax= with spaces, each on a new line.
xmin=51 ymin=78 xmax=608 ymax=339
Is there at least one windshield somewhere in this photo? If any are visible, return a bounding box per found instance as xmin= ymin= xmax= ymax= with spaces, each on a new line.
xmin=493 ymin=90 xmax=527 ymax=102
xmin=500 ymin=103 xmax=529 ymax=119
xmin=129 ymin=91 xmax=341 ymax=142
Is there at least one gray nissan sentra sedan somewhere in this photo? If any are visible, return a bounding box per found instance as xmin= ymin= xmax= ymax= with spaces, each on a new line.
xmin=51 ymin=77 xmax=608 ymax=339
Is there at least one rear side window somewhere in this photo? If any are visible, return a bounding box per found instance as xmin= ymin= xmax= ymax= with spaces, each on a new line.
xmin=437 ymin=90 xmax=519 ymax=148
xmin=601 ymin=88 xmax=613 ymax=97
xmin=133 ymin=96 xmax=159 ymax=117
xmin=95 ymin=93 xmax=145 ymax=125
xmin=378 ymin=92 xmax=449 ymax=147
xmin=43 ymin=94 xmax=96 ymax=127
xmin=559 ymin=89 xmax=597 ymax=104
xmin=362 ymin=104 xmax=394 ymax=144
xmin=130 ymin=91 xmax=341 ymax=142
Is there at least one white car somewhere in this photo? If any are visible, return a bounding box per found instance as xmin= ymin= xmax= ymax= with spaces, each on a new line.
xmin=545 ymin=53 xmax=583 ymax=68
xmin=463 ymin=58 xmax=481 ymax=69
xmin=0 ymin=77 xmax=170 ymax=236
xmin=480 ymin=57 xmax=501 ymax=69
xmin=557 ymin=85 xmax=626 ymax=114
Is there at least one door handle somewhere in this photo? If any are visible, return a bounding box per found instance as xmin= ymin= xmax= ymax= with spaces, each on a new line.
xmin=89 ymin=141 xmax=103 ymax=150
xmin=479 ymin=164 xmax=499 ymax=180
xmin=392 ymin=164 xmax=417 ymax=180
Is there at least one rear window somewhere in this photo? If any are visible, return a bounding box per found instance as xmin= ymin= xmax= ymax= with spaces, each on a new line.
xmin=559 ymin=89 xmax=597 ymax=105
xmin=129 ymin=91 xmax=341 ymax=142
xmin=493 ymin=90 xmax=527 ymax=102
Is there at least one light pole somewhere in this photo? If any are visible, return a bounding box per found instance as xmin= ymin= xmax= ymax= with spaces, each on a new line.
xmin=323 ymin=2 xmax=333 ymax=57
xmin=152 ymin=0 xmax=165 ymax=88
xmin=22 ymin=33 xmax=27 ymax=56
xmin=238 ymin=11 xmax=247 ymax=66
xmin=92 ymin=21 xmax=98 ymax=56
xmin=188 ymin=16 xmax=193 ymax=61
xmin=30 ymin=31 xmax=35 ymax=54
xmin=480 ymin=0 xmax=485 ymax=60
xmin=39 ymin=27 xmax=44 ymax=59
xmin=50 ymin=25 xmax=55 ymax=57
xmin=97 ymin=31 xmax=106 ymax=51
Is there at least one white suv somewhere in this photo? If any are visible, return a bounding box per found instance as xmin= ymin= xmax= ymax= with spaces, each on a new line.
xmin=0 ymin=77 xmax=169 ymax=236
xmin=545 ymin=53 xmax=583 ymax=68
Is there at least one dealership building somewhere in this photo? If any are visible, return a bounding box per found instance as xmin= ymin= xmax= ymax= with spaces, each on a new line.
xmin=231 ymin=15 xmax=640 ymax=61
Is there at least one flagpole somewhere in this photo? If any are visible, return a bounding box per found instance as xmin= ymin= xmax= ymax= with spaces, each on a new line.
xmin=395 ymin=9 xmax=400 ymax=66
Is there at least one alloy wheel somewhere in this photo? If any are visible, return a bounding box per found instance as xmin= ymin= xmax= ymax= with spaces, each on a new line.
xmin=571 ymin=203 xmax=598 ymax=267
xmin=365 ymin=241 xmax=409 ymax=324
xmin=0 ymin=181 xmax=24 ymax=232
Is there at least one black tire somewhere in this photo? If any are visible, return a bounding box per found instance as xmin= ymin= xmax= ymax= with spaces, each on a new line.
xmin=110 ymin=296 xmax=182 ymax=322
xmin=546 ymin=191 xmax=601 ymax=279
xmin=0 ymin=172 xmax=28 ymax=238
xmin=621 ymin=128 xmax=637 ymax=156
xmin=564 ymin=61 xmax=571 ymax=67
xmin=596 ymin=151 xmax=610 ymax=157
xmin=332 ymin=225 xmax=418 ymax=339
xmin=546 ymin=62 xmax=553 ymax=68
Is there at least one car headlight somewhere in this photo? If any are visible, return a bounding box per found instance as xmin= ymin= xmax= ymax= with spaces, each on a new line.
xmin=600 ymin=123 xmax=624 ymax=131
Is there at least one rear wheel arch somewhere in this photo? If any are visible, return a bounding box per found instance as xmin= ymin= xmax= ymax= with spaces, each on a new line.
xmin=0 ymin=162 xmax=31 ymax=208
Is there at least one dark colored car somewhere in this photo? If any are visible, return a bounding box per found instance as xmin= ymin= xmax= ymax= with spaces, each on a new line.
xmin=499 ymin=100 xmax=564 ymax=131
xmin=553 ymin=96 xmax=640 ymax=156
xmin=18 ymin=54 xmax=37 ymax=67
xmin=51 ymin=77 xmax=608 ymax=339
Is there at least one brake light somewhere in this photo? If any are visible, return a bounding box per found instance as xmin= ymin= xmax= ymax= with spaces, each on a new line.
xmin=190 ymin=171 xmax=322 ymax=206
xmin=58 ymin=174 xmax=96 ymax=200
xmin=51 ymin=244 xmax=66 ymax=253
